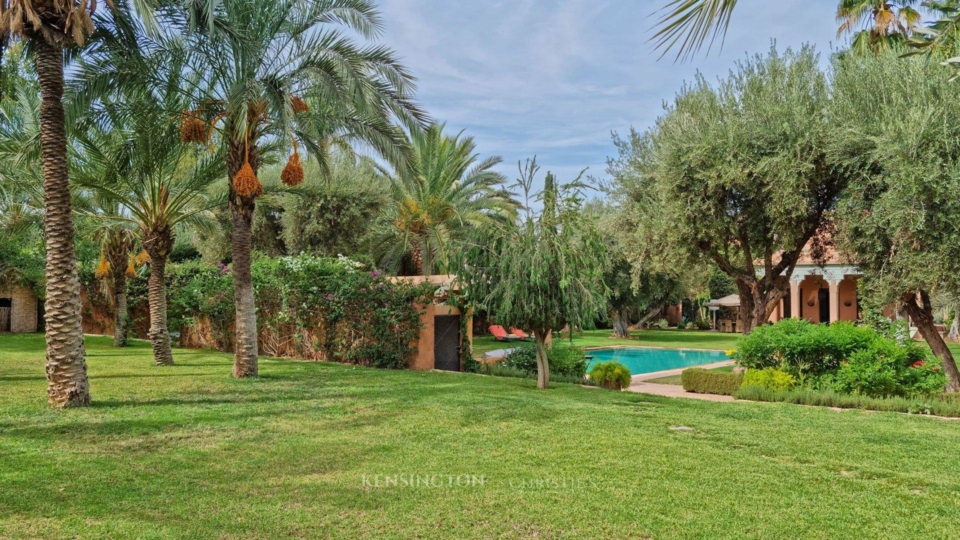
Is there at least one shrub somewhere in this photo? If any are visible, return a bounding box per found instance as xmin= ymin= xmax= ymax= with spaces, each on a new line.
xmin=685 ymin=321 xmax=698 ymax=330
xmin=681 ymin=368 xmax=743 ymax=395
xmin=656 ymin=318 xmax=670 ymax=330
xmin=735 ymin=319 xmax=932 ymax=387
xmin=504 ymin=343 xmax=588 ymax=378
xmin=826 ymin=339 xmax=945 ymax=398
xmin=589 ymin=361 xmax=632 ymax=390
xmin=741 ymin=368 xmax=796 ymax=392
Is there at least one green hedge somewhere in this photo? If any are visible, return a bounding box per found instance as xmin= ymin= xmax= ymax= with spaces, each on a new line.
xmin=681 ymin=368 xmax=743 ymax=396
xmin=735 ymin=386 xmax=960 ymax=418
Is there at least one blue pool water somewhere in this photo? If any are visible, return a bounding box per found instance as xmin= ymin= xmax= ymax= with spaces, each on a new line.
xmin=586 ymin=348 xmax=729 ymax=376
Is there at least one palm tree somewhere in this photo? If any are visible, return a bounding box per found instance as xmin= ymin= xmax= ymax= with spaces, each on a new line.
xmin=651 ymin=0 xmax=740 ymax=60
xmin=74 ymin=51 xmax=223 ymax=367
xmin=0 ymin=0 xmax=102 ymax=406
xmin=0 ymin=0 xmax=186 ymax=405
xmin=91 ymin=221 xmax=139 ymax=347
xmin=837 ymin=1 xmax=921 ymax=55
xmin=178 ymin=0 xmax=425 ymax=378
xmin=905 ymin=1 xmax=960 ymax=69
xmin=373 ymin=123 xmax=518 ymax=277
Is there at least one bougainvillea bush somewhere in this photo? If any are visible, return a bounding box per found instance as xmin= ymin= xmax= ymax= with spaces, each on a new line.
xmin=118 ymin=255 xmax=433 ymax=369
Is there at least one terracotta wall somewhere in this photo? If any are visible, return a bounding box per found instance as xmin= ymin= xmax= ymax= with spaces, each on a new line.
xmin=838 ymin=278 xmax=858 ymax=321
xmin=663 ymin=303 xmax=683 ymax=326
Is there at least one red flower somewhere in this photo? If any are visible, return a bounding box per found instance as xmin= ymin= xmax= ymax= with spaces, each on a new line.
xmin=911 ymin=361 xmax=926 ymax=369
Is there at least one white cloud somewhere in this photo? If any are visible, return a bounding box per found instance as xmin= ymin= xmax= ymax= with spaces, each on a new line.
xmin=377 ymin=0 xmax=843 ymax=188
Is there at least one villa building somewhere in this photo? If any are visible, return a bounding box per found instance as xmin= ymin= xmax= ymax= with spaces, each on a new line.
xmin=711 ymin=242 xmax=863 ymax=332
xmin=768 ymin=246 xmax=861 ymax=324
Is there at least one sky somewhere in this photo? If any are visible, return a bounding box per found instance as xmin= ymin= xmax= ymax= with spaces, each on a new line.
xmin=376 ymin=0 xmax=845 ymax=190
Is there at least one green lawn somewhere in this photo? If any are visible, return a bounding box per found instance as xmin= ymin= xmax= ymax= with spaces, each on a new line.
xmin=472 ymin=328 xmax=740 ymax=357
xmin=3 ymin=334 xmax=960 ymax=538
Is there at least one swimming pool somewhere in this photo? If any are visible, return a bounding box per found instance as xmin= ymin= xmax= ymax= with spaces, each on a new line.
xmin=586 ymin=347 xmax=729 ymax=376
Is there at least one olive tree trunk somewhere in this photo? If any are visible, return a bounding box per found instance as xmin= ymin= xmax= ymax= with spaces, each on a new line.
xmin=228 ymin=140 xmax=259 ymax=378
xmin=113 ymin=272 xmax=128 ymax=347
xmin=949 ymin=305 xmax=960 ymax=343
xmin=148 ymin=255 xmax=174 ymax=366
xmin=534 ymin=330 xmax=551 ymax=389
xmin=611 ymin=307 xmax=631 ymax=339
xmin=36 ymin=39 xmax=89 ymax=408
xmin=632 ymin=305 xmax=663 ymax=330
xmin=903 ymin=291 xmax=960 ymax=393
xmin=736 ymin=277 xmax=783 ymax=335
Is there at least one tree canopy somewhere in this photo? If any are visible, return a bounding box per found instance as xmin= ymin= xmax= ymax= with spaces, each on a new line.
xmin=830 ymin=51 xmax=960 ymax=390
xmin=613 ymin=46 xmax=844 ymax=333
xmin=458 ymin=161 xmax=609 ymax=389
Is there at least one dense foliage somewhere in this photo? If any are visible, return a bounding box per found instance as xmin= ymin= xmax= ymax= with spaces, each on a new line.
xmin=741 ymin=368 xmax=796 ymax=392
xmin=120 ymin=255 xmax=434 ymax=369
xmin=504 ymin=343 xmax=588 ymax=379
xmin=252 ymin=156 xmax=386 ymax=259
xmin=735 ymin=319 xmax=946 ymax=398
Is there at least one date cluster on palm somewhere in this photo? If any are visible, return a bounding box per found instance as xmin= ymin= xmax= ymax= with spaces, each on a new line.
xmin=281 ymin=150 xmax=304 ymax=186
xmin=94 ymin=252 xmax=110 ymax=279
xmin=179 ymin=111 xmax=207 ymax=143
xmin=290 ymin=95 xmax=310 ymax=114
xmin=234 ymin=162 xmax=263 ymax=198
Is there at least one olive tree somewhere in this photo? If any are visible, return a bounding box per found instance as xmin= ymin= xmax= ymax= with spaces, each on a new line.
xmin=458 ymin=160 xmax=609 ymax=389
xmin=615 ymin=47 xmax=845 ymax=334
xmin=831 ymin=52 xmax=960 ymax=392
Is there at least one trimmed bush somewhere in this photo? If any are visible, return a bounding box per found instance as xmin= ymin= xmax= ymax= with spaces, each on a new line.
xmin=681 ymin=368 xmax=743 ymax=396
xmin=735 ymin=386 xmax=960 ymax=418
xmin=589 ymin=361 xmax=632 ymax=390
xmin=742 ymin=368 xmax=796 ymax=392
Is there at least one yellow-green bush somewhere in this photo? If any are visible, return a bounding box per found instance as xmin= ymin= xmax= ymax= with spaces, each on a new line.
xmin=742 ymin=368 xmax=796 ymax=392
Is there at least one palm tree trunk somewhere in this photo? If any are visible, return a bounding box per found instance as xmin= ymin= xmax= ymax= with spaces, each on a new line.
xmin=114 ymin=273 xmax=128 ymax=347
xmin=148 ymin=255 xmax=174 ymax=366
xmin=228 ymin=140 xmax=259 ymax=378
xmin=410 ymin=242 xmax=424 ymax=276
xmin=36 ymin=39 xmax=89 ymax=408
xmin=231 ymin=210 xmax=259 ymax=377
